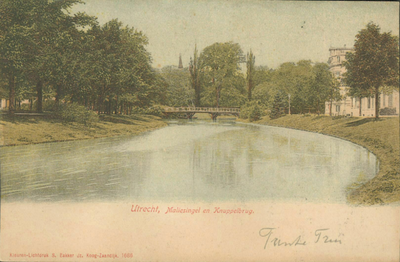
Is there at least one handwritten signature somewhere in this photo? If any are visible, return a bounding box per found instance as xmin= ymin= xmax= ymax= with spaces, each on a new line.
xmin=259 ymin=228 xmax=342 ymax=248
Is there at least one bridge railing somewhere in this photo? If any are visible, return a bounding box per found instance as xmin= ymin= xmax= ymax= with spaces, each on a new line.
xmin=164 ymin=107 xmax=240 ymax=113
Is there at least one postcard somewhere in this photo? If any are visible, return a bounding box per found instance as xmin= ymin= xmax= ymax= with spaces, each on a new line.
xmin=0 ymin=1 xmax=399 ymax=261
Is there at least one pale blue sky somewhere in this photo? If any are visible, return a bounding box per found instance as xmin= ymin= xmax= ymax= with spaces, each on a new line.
xmin=72 ymin=1 xmax=399 ymax=69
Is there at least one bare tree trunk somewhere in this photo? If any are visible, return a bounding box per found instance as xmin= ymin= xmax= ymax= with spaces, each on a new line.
xmin=114 ymin=95 xmax=118 ymax=114
xmin=195 ymin=86 xmax=201 ymax=107
xmin=36 ymin=80 xmax=43 ymax=112
xmin=217 ymin=88 xmax=220 ymax=108
xmin=8 ymin=73 xmax=15 ymax=115
xmin=247 ymin=80 xmax=252 ymax=101
xmin=97 ymin=95 xmax=102 ymax=115
xmin=375 ymin=87 xmax=380 ymax=119
xmin=55 ymin=84 xmax=61 ymax=109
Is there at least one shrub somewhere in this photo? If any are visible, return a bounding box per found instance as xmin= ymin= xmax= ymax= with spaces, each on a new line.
xmin=144 ymin=105 xmax=164 ymax=117
xmin=380 ymin=107 xmax=397 ymax=115
xmin=33 ymin=99 xmax=57 ymax=111
xmin=130 ymin=107 xmax=145 ymax=114
xmin=20 ymin=103 xmax=31 ymax=111
xmin=56 ymin=103 xmax=99 ymax=126
xmin=240 ymin=101 xmax=264 ymax=122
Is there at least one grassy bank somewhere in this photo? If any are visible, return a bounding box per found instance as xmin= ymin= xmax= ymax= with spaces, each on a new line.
xmin=245 ymin=115 xmax=399 ymax=205
xmin=0 ymin=114 xmax=167 ymax=147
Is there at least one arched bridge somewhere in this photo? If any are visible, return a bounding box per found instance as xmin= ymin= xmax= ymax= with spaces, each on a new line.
xmin=163 ymin=107 xmax=240 ymax=120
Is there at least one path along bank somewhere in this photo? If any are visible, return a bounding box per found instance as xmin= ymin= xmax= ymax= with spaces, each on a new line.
xmin=0 ymin=114 xmax=167 ymax=147
xmin=240 ymin=115 xmax=399 ymax=205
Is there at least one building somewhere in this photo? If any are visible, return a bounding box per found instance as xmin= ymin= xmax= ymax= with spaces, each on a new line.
xmin=325 ymin=46 xmax=399 ymax=117
xmin=0 ymin=98 xmax=9 ymax=110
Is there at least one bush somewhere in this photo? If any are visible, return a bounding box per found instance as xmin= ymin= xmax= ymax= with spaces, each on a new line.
xmin=56 ymin=103 xmax=99 ymax=126
xmin=240 ymin=101 xmax=264 ymax=122
xmin=380 ymin=107 xmax=397 ymax=115
xmin=130 ymin=107 xmax=145 ymax=114
xmin=20 ymin=103 xmax=31 ymax=111
xmin=144 ymin=105 xmax=164 ymax=117
xmin=33 ymin=99 xmax=57 ymax=111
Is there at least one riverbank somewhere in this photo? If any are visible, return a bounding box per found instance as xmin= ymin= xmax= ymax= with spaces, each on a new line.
xmin=0 ymin=114 xmax=167 ymax=146
xmin=243 ymin=115 xmax=399 ymax=205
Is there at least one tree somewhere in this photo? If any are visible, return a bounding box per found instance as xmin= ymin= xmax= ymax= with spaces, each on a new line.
xmin=200 ymin=42 xmax=245 ymax=107
xmin=84 ymin=19 xmax=155 ymax=114
xmin=160 ymin=66 xmax=193 ymax=107
xmin=246 ymin=49 xmax=255 ymax=101
xmin=344 ymin=22 xmax=399 ymax=119
xmin=28 ymin=0 xmax=91 ymax=112
xmin=270 ymin=91 xmax=287 ymax=119
xmin=0 ymin=0 xmax=35 ymax=114
xmin=327 ymin=74 xmax=342 ymax=116
xmin=189 ymin=44 xmax=202 ymax=106
xmin=254 ymin=61 xmax=313 ymax=114
xmin=308 ymin=63 xmax=340 ymax=115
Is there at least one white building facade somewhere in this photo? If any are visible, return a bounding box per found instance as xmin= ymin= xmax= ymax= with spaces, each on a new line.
xmin=325 ymin=46 xmax=399 ymax=117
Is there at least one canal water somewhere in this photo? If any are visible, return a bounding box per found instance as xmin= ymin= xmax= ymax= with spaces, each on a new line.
xmin=0 ymin=120 xmax=377 ymax=203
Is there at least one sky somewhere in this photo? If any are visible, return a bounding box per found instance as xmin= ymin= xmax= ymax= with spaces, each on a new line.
xmin=71 ymin=1 xmax=399 ymax=69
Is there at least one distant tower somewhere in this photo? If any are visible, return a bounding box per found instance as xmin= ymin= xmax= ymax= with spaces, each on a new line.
xmin=178 ymin=53 xmax=183 ymax=69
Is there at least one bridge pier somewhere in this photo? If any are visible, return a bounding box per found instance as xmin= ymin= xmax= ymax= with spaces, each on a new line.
xmin=186 ymin=113 xmax=195 ymax=120
xmin=210 ymin=113 xmax=219 ymax=121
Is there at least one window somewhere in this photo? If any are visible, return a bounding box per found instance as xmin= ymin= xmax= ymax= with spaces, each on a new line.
xmin=389 ymin=94 xmax=393 ymax=107
xmin=336 ymin=105 xmax=341 ymax=112
xmin=372 ymin=97 xmax=374 ymax=108
xmin=337 ymin=56 xmax=340 ymax=62
xmin=368 ymin=97 xmax=371 ymax=108
xmin=382 ymin=94 xmax=386 ymax=107
xmin=351 ymin=98 xmax=354 ymax=108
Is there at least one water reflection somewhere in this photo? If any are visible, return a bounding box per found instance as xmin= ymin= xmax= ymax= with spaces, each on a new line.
xmin=1 ymin=120 xmax=377 ymax=203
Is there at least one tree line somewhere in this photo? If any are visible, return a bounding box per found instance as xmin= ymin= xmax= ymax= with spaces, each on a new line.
xmin=162 ymin=22 xmax=398 ymax=120
xmin=1 ymin=0 xmax=165 ymax=115
xmin=162 ymin=42 xmax=341 ymax=117
xmin=1 ymin=1 xmax=397 ymax=120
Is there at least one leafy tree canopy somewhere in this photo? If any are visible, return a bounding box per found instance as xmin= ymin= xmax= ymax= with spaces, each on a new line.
xmin=344 ymin=22 xmax=399 ymax=118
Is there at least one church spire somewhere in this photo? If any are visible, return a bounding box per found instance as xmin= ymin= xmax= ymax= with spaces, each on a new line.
xmin=178 ymin=53 xmax=183 ymax=69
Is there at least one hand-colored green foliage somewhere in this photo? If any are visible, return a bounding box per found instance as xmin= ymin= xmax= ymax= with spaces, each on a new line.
xmin=246 ymin=50 xmax=255 ymax=101
xmin=56 ymin=103 xmax=99 ymax=126
xmin=252 ymin=60 xmax=339 ymax=115
xmin=159 ymin=66 xmax=194 ymax=107
xmin=343 ymin=22 xmax=399 ymax=119
xmin=199 ymin=42 xmax=246 ymax=107
xmin=270 ymin=91 xmax=288 ymax=119
xmin=144 ymin=105 xmax=164 ymax=117
xmin=189 ymin=44 xmax=203 ymax=107
xmin=0 ymin=1 xmax=162 ymax=116
xmin=240 ymin=101 xmax=265 ymax=122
